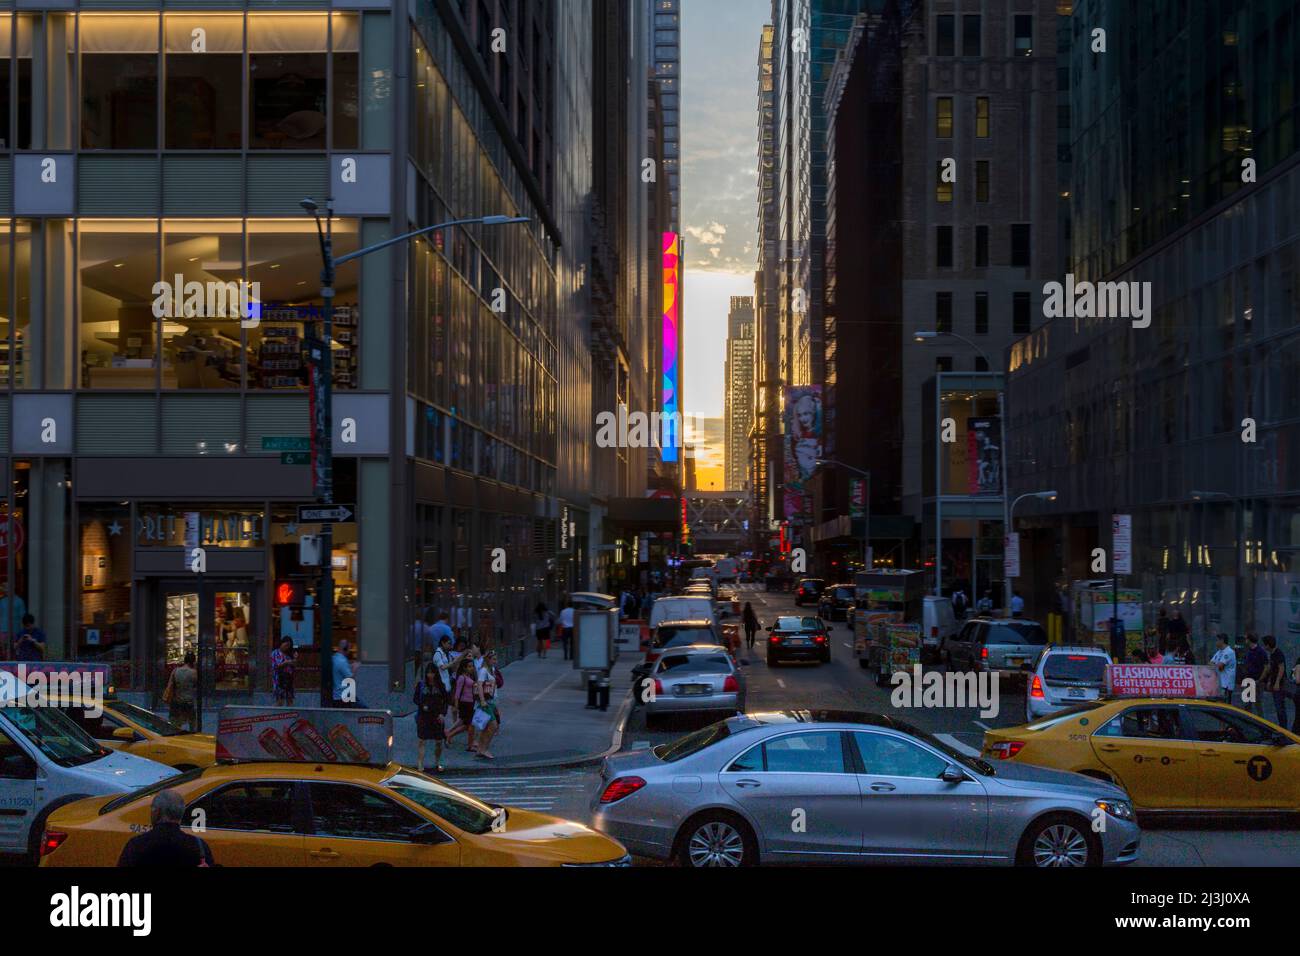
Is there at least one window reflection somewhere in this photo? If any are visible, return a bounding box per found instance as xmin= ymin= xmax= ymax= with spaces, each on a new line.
xmin=80 ymin=14 xmax=158 ymax=150
xmin=162 ymin=220 xmax=244 ymax=389
xmin=164 ymin=14 xmax=243 ymax=149
xmin=249 ymin=14 xmax=328 ymax=150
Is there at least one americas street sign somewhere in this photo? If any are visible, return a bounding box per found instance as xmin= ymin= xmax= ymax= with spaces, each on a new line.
xmin=263 ymin=436 xmax=311 ymax=452
xmin=297 ymin=504 xmax=356 ymax=524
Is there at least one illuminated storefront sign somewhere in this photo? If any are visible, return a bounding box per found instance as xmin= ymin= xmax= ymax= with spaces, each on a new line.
xmin=662 ymin=232 xmax=681 ymax=463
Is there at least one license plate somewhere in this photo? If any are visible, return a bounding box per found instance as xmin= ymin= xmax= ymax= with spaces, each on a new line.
xmin=788 ymin=638 xmax=809 ymax=646
xmin=680 ymin=684 xmax=711 ymax=696
xmin=1068 ymin=687 xmax=1086 ymax=698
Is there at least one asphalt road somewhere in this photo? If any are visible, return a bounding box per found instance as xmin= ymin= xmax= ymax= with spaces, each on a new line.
xmin=442 ymin=584 xmax=1300 ymax=866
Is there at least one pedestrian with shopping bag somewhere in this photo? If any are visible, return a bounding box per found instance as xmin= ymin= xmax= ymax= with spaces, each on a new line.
xmin=445 ymin=658 xmax=480 ymax=753
xmin=473 ymin=654 xmax=502 ymax=760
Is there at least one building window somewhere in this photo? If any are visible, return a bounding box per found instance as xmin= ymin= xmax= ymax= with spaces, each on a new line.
xmin=936 ymin=226 xmax=953 ymax=268
xmin=975 ymin=161 xmax=990 ymax=202
xmin=975 ymin=292 xmax=989 ymax=334
xmin=80 ymin=14 xmax=159 ymax=149
xmin=79 ymin=220 xmax=159 ymax=388
xmin=1011 ymin=224 xmax=1031 ymax=267
xmin=1013 ymin=291 xmax=1032 ymax=335
xmin=974 ymin=356 xmax=989 ymax=372
xmin=1014 ymin=15 xmax=1033 ymax=56
xmin=975 ymin=225 xmax=989 ymax=267
xmin=962 ymin=14 xmax=981 ymax=56
xmin=936 ymin=292 xmax=952 ymax=333
xmin=163 ymin=14 xmax=243 ymax=149
xmin=976 ymin=97 xmax=990 ymax=137
xmin=936 ymin=97 xmax=953 ymax=137
xmin=935 ymin=15 xmax=955 ymax=56
xmin=249 ymin=14 xmax=329 ymax=149
xmin=936 ymin=162 xmax=953 ymax=203
xmin=936 ymin=356 xmax=953 ymax=372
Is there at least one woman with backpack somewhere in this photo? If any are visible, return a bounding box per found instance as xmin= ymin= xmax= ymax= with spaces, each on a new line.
xmin=412 ymin=664 xmax=447 ymax=772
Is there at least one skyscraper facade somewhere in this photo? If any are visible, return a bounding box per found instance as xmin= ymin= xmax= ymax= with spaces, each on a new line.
xmin=725 ymin=297 xmax=755 ymax=491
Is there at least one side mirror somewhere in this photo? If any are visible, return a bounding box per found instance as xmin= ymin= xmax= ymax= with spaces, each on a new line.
xmin=113 ymin=726 xmax=138 ymax=741
xmin=941 ymin=765 xmax=968 ymax=785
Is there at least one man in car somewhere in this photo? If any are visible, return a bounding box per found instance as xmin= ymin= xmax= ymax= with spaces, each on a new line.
xmin=118 ymin=790 xmax=214 ymax=867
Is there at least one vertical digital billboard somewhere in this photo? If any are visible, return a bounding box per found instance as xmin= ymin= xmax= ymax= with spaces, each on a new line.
xmin=783 ymin=385 xmax=823 ymax=524
xmin=661 ymin=232 xmax=681 ymax=463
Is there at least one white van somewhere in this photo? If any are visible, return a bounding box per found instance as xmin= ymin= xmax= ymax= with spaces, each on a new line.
xmin=648 ymin=595 xmax=718 ymax=629
xmin=920 ymin=595 xmax=958 ymax=664
xmin=0 ymin=672 xmax=177 ymax=863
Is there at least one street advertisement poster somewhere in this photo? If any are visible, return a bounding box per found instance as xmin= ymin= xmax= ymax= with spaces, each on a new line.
xmin=216 ymin=706 xmax=392 ymax=765
xmin=884 ymin=623 xmax=922 ymax=670
xmin=1106 ymin=664 xmax=1220 ymax=699
xmin=966 ymin=418 xmax=1002 ymax=495
xmin=1004 ymin=532 xmax=1021 ymax=579
xmin=617 ymin=621 xmax=642 ymax=650
xmin=853 ymin=610 xmax=902 ymax=649
xmin=782 ymin=386 xmax=822 ymax=524
xmin=1112 ymin=514 xmax=1133 ymax=574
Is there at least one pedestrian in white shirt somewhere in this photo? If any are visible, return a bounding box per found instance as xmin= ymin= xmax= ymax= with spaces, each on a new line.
xmin=558 ymin=604 xmax=576 ymax=660
xmin=1211 ymin=635 xmax=1237 ymax=704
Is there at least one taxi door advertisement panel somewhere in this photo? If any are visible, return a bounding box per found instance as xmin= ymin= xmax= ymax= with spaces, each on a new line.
xmin=216 ymin=706 xmax=393 ymax=765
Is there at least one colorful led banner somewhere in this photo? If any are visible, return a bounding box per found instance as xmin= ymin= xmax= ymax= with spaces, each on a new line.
xmin=661 ymin=232 xmax=680 ymax=463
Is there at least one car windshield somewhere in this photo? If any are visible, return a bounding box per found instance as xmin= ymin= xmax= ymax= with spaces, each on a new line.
xmin=658 ymin=654 xmax=732 ymax=674
xmin=655 ymin=626 xmax=717 ymax=648
xmin=109 ymin=701 xmax=186 ymax=737
xmin=1043 ymin=654 xmax=1108 ymax=682
xmin=4 ymin=705 xmax=110 ymax=767
xmin=385 ymin=772 xmax=499 ymax=835
xmin=100 ymin=768 xmax=202 ymax=814
xmin=985 ymin=623 xmax=1048 ymax=646
xmin=653 ymin=720 xmax=734 ymax=763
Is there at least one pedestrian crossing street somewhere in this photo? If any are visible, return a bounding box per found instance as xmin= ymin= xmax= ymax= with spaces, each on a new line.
xmin=439 ymin=769 xmax=596 ymax=816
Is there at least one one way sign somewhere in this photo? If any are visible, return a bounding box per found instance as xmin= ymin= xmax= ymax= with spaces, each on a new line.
xmin=297 ymin=504 xmax=356 ymax=524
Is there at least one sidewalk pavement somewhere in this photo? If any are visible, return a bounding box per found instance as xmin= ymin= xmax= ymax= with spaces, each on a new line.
xmin=136 ymin=650 xmax=639 ymax=773
xmin=392 ymin=650 xmax=639 ymax=772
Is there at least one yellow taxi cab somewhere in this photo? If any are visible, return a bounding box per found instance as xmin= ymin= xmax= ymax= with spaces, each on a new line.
xmin=39 ymin=705 xmax=630 ymax=867
xmin=57 ymin=698 xmax=216 ymax=771
xmin=982 ymin=697 xmax=1300 ymax=813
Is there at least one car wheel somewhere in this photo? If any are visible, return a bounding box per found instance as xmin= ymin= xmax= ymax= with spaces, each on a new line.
xmin=1017 ymin=814 xmax=1099 ymax=868
xmin=676 ymin=812 xmax=757 ymax=868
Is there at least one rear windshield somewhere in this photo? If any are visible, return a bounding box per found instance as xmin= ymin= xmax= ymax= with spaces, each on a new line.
xmin=655 ymin=626 xmax=717 ymax=648
xmin=984 ymin=623 xmax=1048 ymax=646
xmin=798 ymin=580 xmax=824 ymax=588
xmin=1043 ymin=653 xmax=1108 ymax=682
xmin=653 ymin=721 xmax=733 ymax=763
xmin=774 ymin=616 xmax=820 ymax=631
xmin=658 ymin=654 xmax=732 ymax=674
xmin=832 ymin=587 xmax=854 ymax=600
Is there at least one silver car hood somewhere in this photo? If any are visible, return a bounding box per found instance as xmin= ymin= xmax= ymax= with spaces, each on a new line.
xmin=986 ymin=760 xmax=1126 ymax=800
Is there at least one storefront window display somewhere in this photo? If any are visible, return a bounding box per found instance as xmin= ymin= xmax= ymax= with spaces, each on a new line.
xmin=76 ymin=503 xmax=132 ymax=675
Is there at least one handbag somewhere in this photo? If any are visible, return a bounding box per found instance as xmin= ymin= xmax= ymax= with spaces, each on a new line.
xmin=494 ymin=666 xmax=504 ymax=688
xmin=471 ymin=706 xmax=492 ymax=731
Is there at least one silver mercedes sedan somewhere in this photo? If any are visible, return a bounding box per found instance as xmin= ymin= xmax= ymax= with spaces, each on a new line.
xmin=590 ymin=711 xmax=1141 ymax=867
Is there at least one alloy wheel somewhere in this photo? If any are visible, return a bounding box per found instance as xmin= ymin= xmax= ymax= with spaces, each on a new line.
xmin=687 ymin=820 xmax=746 ymax=867
xmin=1032 ymin=823 xmax=1090 ymax=867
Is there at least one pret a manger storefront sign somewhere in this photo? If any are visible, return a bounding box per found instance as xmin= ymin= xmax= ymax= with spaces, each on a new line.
xmin=1106 ymin=663 xmax=1220 ymax=699
xmin=137 ymin=509 xmax=264 ymax=547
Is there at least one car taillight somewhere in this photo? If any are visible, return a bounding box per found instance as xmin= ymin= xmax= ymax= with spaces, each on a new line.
xmin=40 ymin=830 xmax=68 ymax=856
xmin=981 ymin=646 xmax=989 ymax=659
xmin=653 ymin=679 xmax=663 ymax=696
xmin=599 ymin=776 xmax=647 ymax=804
xmin=814 ymin=635 xmax=826 ymax=643
xmin=723 ymin=676 xmax=739 ymax=692
xmin=988 ymin=740 xmax=1025 ymax=760
xmin=1029 ymin=674 xmax=1045 ymax=698
xmin=769 ymin=635 xmax=781 ymax=644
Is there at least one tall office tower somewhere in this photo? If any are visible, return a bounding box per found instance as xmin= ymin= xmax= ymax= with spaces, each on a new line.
xmin=725 ymin=297 xmax=756 ymax=492
xmin=650 ymin=0 xmax=682 ymax=230
xmin=752 ymin=23 xmax=780 ymax=550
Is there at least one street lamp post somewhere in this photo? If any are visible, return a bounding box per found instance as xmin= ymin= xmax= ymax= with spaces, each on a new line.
xmin=302 ymin=198 xmax=529 ymax=706
xmin=914 ymin=331 xmax=1003 ymax=602
xmin=1007 ymin=490 xmax=1059 ymax=617
xmin=816 ymin=459 xmax=871 ymax=572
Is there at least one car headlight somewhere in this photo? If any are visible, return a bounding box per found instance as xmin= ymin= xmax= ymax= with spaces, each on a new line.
xmin=1095 ymin=798 xmax=1134 ymax=821
xmin=563 ymin=853 xmax=632 ymax=868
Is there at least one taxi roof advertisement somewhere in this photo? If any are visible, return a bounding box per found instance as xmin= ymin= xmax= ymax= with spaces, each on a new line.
xmin=216 ymin=706 xmax=393 ymax=766
xmin=1106 ymin=663 xmax=1220 ymax=699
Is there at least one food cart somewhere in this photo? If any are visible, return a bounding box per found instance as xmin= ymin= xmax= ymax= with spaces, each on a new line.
xmin=852 ymin=569 xmax=926 ymax=686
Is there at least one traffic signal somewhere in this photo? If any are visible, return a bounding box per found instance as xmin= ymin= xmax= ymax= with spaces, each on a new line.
xmin=275 ymin=579 xmax=306 ymax=607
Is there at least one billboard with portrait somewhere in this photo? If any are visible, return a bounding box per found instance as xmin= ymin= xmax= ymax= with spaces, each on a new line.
xmin=782 ymin=386 xmax=822 ymax=523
